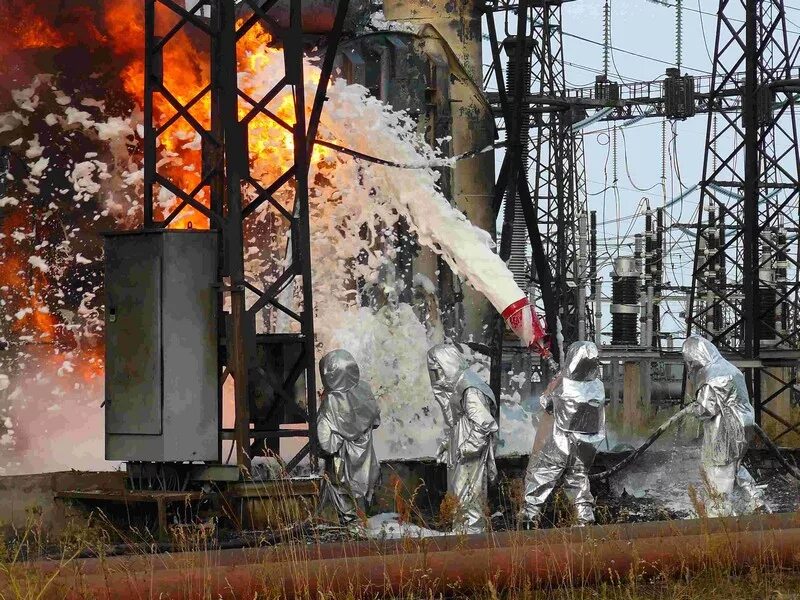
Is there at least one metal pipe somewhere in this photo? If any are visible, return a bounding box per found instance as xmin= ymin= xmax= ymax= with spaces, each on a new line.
xmin=24 ymin=513 xmax=800 ymax=578
xmin=34 ymin=521 xmax=800 ymax=599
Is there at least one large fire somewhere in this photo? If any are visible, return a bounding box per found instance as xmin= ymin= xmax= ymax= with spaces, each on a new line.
xmin=0 ymin=0 xmax=317 ymax=351
xmin=0 ymin=0 xmax=341 ymax=471
xmin=0 ymin=0 xmax=514 ymax=468
xmin=98 ymin=1 xmax=326 ymax=231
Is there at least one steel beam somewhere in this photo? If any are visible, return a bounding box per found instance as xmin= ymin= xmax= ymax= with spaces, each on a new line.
xmin=142 ymin=0 xmax=349 ymax=473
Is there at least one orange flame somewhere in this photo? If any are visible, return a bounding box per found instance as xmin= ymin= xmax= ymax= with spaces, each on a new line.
xmin=1 ymin=3 xmax=67 ymax=50
xmin=101 ymin=2 xmax=331 ymax=230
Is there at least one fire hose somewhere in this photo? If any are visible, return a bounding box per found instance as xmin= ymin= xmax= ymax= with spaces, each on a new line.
xmin=313 ymin=138 xmax=504 ymax=169
xmin=588 ymin=404 xmax=800 ymax=482
xmin=753 ymin=422 xmax=800 ymax=481
xmin=589 ymin=404 xmax=694 ymax=481
xmin=498 ymin=296 xmax=800 ymax=483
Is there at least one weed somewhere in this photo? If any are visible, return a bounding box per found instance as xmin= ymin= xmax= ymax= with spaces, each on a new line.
xmin=0 ymin=472 xmax=796 ymax=599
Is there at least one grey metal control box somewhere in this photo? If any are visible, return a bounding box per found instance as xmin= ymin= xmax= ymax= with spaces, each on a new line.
xmin=104 ymin=230 xmax=219 ymax=462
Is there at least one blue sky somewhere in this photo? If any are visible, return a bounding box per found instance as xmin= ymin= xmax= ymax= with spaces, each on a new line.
xmin=487 ymin=1 xmax=800 ymax=340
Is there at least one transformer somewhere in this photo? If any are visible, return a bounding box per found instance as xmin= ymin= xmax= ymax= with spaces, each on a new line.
xmin=103 ymin=230 xmax=219 ymax=462
xmin=664 ymin=67 xmax=695 ymax=119
xmin=594 ymin=75 xmax=620 ymax=103
xmin=610 ymin=256 xmax=640 ymax=345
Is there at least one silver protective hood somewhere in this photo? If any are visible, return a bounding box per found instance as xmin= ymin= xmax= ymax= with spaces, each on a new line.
xmin=428 ymin=343 xmax=498 ymax=534
xmin=682 ymin=335 xmax=724 ymax=388
xmin=319 ymin=349 xmax=380 ymax=441
xmin=563 ymin=341 xmax=601 ymax=381
xmin=681 ymin=336 xmax=766 ymax=516
xmin=427 ymin=343 xmax=468 ymax=386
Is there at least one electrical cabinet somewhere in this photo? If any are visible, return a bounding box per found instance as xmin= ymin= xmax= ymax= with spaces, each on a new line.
xmin=104 ymin=230 xmax=219 ymax=462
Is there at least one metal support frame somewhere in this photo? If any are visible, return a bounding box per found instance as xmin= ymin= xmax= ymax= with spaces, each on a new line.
xmin=687 ymin=0 xmax=800 ymax=444
xmin=527 ymin=2 xmax=585 ymax=347
xmin=485 ymin=0 xmax=572 ymax=381
xmin=487 ymin=68 xmax=800 ymax=125
xmin=143 ymin=0 xmax=349 ymax=472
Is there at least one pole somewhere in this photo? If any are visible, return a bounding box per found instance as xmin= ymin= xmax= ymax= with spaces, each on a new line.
xmin=742 ymin=0 xmax=759 ymax=360
xmin=143 ymin=0 xmax=156 ymax=228
xmin=219 ymin=0 xmax=251 ymax=471
xmin=577 ymin=212 xmax=588 ymax=340
xmin=289 ymin=0 xmax=319 ymax=469
xmin=743 ymin=0 xmax=760 ymax=421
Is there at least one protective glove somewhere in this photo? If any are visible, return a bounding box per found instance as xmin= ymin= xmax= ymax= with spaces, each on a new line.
xmin=687 ymin=402 xmax=706 ymax=418
xmin=435 ymin=438 xmax=449 ymax=464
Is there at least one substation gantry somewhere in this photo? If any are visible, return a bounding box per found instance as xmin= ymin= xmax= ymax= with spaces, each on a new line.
xmin=483 ymin=0 xmax=800 ymax=445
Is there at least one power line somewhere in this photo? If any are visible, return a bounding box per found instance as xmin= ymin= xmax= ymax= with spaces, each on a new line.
xmin=561 ymin=30 xmax=712 ymax=74
xmin=564 ymin=60 xmax=644 ymax=83
xmin=644 ymin=0 xmax=800 ymax=36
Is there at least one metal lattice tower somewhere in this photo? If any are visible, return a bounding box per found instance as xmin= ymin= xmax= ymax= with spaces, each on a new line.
xmin=528 ymin=1 xmax=585 ymax=346
xmin=143 ymin=0 xmax=349 ymax=470
xmin=687 ymin=0 xmax=800 ymax=444
xmin=485 ymin=0 xmax=586 ymax=377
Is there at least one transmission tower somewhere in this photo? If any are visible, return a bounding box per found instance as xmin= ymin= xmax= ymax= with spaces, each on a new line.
xmin=485 ymin=0 xmax=586 ymax=382
xmin=528 ymin=1 xmax=586 ymax=347
xmin=486 ymin=0 xmax=560 ymax=381
xmin=687 ymin=0 xmax=800 ymax=444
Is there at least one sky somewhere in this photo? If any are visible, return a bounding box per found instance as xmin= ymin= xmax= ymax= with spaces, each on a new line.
xmin=487 ymin=0 xmax=800 ymax=342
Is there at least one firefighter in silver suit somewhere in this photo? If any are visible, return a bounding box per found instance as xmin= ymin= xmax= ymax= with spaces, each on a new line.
xmin=520 ymin=341 xmax=608 ymax=527
xmin=317 ymin=349 xmax=382 ymax=524
xmin=682 ymin=335 xmax=767 ymax=516
xmin=428 ymin=343 xmax=499 ymax=534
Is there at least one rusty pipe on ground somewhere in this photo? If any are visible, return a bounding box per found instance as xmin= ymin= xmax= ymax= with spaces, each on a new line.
xmin=26 ymin=512 xmax=800 ymax=577
xmin=14 ymin=515 xmax=800 ymax=599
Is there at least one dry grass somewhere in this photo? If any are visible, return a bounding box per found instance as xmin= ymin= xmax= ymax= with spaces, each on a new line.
xmin=0 ymin=471 xmax=796 ymax=599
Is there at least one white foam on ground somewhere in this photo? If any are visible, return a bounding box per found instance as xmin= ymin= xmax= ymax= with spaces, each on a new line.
xmin=366 ymin=513 xmax=445 ymax=539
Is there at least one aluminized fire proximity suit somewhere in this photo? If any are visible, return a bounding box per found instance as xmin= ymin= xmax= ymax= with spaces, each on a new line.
xmin=521 ymin=341 xmax=608 ymax=526
xmin=682 ymin=336 xmax=767 ymax=517
xmin=317 ymin=350 xmax=382 ymax=524
xmin=428 ymin=344 xmax=499 ymax=534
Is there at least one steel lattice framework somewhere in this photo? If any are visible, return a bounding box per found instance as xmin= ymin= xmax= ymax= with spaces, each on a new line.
xmin=528 ymin=2 xmax=585 ymax=347
xmin=486 ymin=0 xmax=563 ymax=399
xmin=143 ymin=0 xmax=348 ymax=470
xmin=687 ymin=0 xmax=800 ymax=443
xmin=485 ymin=0 xmax=586 ymax=386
